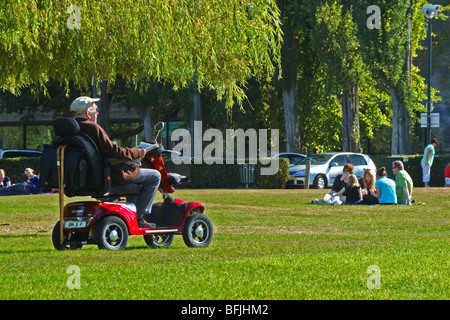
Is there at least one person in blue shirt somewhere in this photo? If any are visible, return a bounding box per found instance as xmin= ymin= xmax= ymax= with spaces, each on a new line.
xmin=0 ymin=168 xmax=47 ymax=196
xmin=374 ymin=167 xmax=397 ymax=204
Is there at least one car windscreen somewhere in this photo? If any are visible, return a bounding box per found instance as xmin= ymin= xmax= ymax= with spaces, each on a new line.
xmin=294 ymin=154 xmax=333 ymax=165
xmin=3 ymin=152 xmax=41 ymax=158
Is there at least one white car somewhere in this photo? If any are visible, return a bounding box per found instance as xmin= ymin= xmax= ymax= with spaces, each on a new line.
xmin=287 ymin=152 xmax=377 ymax=189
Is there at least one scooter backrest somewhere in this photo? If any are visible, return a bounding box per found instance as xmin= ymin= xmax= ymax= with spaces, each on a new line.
xmin=40 ymin=117 xmax=111 ymax=197
xmin=53 ymin=118 xmax=80 ymax=137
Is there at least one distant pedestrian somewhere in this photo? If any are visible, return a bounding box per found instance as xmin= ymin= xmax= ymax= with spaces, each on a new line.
xmin=445 ymin=162 xmax=450 ymax=188
xmin=421 ymin=138 xmax=438 ymax=187
xmin=392 ymin=160 xmax=413 ymax=205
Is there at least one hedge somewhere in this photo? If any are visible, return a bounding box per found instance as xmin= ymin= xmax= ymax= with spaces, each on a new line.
xmin=165 ymin=157 xmax=290 ymax=189
xmin=1 ymin=156 xmax=290 ymax=189
xmin=3 ymin=154 xmax=446 ymax=189
xmin=394 ymin=154 xmax=450 ymax=187
xmin=0 ymin=158 xmax=42 ymax=184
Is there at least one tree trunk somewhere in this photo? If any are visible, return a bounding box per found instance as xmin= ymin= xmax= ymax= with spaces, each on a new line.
xmin=283 ymin=82 xmax=300 ymax=153
xmin=389 ymin=84 xmax=410 ymax=155
xmin=143 ymin=106 xmax=152 ymax=141
xmin=92 ymin=80 xmax=112 ymax=135
xmin=341 ymin=85 xmax=361 ymax=152
xmin=282 ymin=33 xmax=300 ymax=153
xmin=190 ymin=76 xmax=202 ymax=156
xmin=389 ymin=1 xmax=412 ymax=155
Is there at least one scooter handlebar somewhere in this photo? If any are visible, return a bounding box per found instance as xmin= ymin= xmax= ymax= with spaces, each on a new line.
xmin=136 ymin=141 xmax=160 ymax=153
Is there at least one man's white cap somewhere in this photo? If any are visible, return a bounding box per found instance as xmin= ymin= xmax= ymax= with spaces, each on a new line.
xmin=70 ymin=96 xmax=100 ymax=114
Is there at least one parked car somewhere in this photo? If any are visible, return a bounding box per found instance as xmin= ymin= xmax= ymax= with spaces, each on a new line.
xmin=272 ymin=152 xmax=307 ymax=166
xmin=287 ymin=152 xmax=377 ymax=189
xmin=0 ymin=149 xmax=42 ymax=158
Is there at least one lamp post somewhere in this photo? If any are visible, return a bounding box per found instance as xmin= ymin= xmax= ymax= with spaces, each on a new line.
xmin=420 ymin=5 xmax=441 ymax=145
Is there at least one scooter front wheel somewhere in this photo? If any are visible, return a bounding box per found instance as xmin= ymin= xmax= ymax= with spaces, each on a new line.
xmin=93 ymin=216 xmax=128 ymax=251
xmin=143 ymin=234 xmax=174 ymax=248
xmin=182 ymin=213 xmax=213 ymax=248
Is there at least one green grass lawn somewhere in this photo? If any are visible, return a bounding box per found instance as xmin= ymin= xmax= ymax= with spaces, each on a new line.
xmin=0 ymin=188 xmax=448 ymax=300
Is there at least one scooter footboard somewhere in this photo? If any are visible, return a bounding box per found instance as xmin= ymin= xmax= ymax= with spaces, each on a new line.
xmin=145 ymin=201 xmax=187 ymax=228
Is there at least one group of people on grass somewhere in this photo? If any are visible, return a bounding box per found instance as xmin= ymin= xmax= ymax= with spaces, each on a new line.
xmin=312 ymin=160 xmax=413 ymax=206
xmin=0 ymin=168 xmax=56 ymax=196
xmin=312 ymin=137 xmax=449 ymax=205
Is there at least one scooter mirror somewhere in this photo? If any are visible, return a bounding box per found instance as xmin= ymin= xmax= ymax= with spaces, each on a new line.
xmin=153 ymin=121 xmax=165 ymax=142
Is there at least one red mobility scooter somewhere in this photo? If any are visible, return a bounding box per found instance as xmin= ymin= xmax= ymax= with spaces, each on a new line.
xmin=40 ymin=119 xmax=213 ymax=251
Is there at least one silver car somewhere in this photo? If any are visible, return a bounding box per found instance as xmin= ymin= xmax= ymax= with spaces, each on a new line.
xmin=272 ymin=152 xmax=306 ymax=166
xmin=0 ymin=149 xmax=42 ymax=158
xmin=288 ymin=152 xmax=377 ymax=189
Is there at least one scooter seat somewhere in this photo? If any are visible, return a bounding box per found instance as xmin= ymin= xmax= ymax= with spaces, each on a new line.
xmin=109 ymin=183 xmax=140 ymax=196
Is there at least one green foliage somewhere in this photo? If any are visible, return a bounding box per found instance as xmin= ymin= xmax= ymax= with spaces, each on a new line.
xmin=358 ymin=78 xmax=391 ymax=141
xmin=0 ymin=0 xmax=282 ymax=109
xmin=313 ymin=1 xmax=365 ymax=91
xmin=254 ymin=157 xmax=289 ymax=188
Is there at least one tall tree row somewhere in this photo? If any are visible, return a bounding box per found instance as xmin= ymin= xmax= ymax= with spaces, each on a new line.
xmin=278 ymin=0 xmax=445 ymax=155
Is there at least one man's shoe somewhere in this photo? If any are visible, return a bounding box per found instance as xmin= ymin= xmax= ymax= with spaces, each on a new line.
xmin=138 ymin=219 xmax=156 ymax=229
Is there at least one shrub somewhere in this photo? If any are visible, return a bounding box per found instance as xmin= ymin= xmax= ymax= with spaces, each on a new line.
xmin=254 ymin=157 xmax=290 ymax=189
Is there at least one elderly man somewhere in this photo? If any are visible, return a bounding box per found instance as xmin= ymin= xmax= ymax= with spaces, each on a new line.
xmin=70 ymin=96 xmax=161 ymax=228
xmin=392 ymin=160 xmax=413 ymax=205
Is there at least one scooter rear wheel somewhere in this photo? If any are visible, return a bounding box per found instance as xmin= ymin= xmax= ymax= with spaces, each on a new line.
xmin=182 ymin=213 xmax=213 ymax=248
xmin=51 ymin=221 xmax=83 ymax=250
xmin=93 ymin=216 xmax=128 ymax=250
xmin=143 ymin=234 xmax=174 ymax=248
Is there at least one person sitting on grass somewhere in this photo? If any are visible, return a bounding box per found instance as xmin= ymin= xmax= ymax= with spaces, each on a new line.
xmin=0 ymin=169 xmax=11 ymax=188
xmin=312 ymin=163 xmax=352 ymax=204
xmin=342 ymin=174 xmax=362 ymax=204
xmin=358 ymin=169 xmax=378 ymax=205
xmin=392 ymin=160 xmax=413 ymax=206
xmin=374 ymin=167 xmax=397 ymax=205
xmin=24 ymin=168 xmax=36 ymax=183
xmin=0 ymin=168 xmax=43 ymax=196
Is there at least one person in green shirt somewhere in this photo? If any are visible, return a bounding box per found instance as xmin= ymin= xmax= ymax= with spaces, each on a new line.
xmin=392 ymin=160 xmax=413 ymax=205
xmin=421 ymin=138 xmax=438 ymax=187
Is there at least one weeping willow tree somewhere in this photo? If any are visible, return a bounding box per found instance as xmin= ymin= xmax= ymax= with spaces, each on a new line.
xmin=0 ymin=0 xmax=282 ymax=110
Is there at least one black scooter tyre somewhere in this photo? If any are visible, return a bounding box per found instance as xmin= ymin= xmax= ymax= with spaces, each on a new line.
xmin=52 ymin=221 xmax=83 ymax=250
xmin=93 ymin=216 xmax=128 ymax=250
xmin=182 ymin=213 xmax=213 ymax=248
xmin=144 ymin=234 xmax=174 ymax=248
